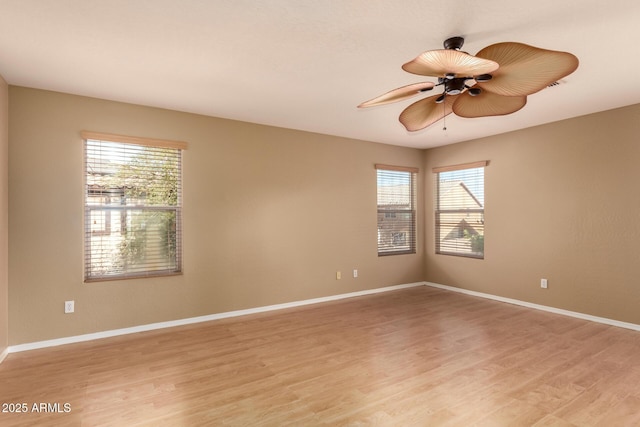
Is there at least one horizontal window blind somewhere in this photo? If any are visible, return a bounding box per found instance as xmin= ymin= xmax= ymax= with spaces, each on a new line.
xmin=84 ymin=135 xmax=183 ymax=281
xmin=435 ymin=164 xmax=485 ymax=258
xmin=376 ymin=166 xmax=417 ymax=256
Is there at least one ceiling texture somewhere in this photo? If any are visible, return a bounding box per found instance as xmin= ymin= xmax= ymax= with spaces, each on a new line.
xmin=1 ymin=0 xmax=638 ymax=149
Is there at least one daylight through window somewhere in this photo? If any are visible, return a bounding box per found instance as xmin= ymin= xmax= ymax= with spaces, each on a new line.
xmin=434 ymin=161 xmax=486 ymax=258
xmin=376 ymin=165 xmax=418 ymax=256
xmin=83 ymin=132 xmax=186 ymax=281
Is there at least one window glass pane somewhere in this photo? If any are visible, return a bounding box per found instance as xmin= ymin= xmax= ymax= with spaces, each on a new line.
xmin=85 ymin=138 xmax=182 ymax=281
xmin=86 ymin=140 xmax=179 ymax=206
xmin=377 ymin=169 xmax=416 ymax=255
xmin=436 ymin=166 xmax=484 ymax=258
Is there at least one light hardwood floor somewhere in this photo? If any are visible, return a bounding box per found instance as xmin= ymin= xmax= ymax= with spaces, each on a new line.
xmin=2 ymin=286 xmax=640 ymax=426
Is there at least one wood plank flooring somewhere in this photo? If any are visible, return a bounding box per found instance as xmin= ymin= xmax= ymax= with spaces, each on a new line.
xmin=2 ymin=286 xmax=640 ymax=426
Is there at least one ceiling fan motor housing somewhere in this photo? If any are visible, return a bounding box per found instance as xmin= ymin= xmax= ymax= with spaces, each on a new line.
xmin=444 ymin=78 xmax=467 ymax=95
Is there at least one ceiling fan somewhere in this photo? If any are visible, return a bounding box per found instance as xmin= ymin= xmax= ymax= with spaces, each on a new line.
xmin=358 ymin=36 xmax=579 ymax=131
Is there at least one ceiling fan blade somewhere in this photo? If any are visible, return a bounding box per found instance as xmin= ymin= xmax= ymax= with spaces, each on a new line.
xmin=399 ymin=94 xmax=455 ymax=131
xmin=357 ymin=82 xmax=435 ymax=108
xmin=452 ymin=90 xmax=527 ymax=118
xmin=402 ymin=49 xmax=499 ymax=77
xmin=475 ymin=42 xmax=579 ymax=96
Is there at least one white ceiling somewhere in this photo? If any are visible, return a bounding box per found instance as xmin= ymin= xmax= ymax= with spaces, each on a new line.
xmin=1 ymin=0 xmax=638 ymax=149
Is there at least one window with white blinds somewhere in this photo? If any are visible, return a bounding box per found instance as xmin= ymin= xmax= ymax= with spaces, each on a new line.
xmin=434 ymin=161 xmax=487 ymax=258
xmin=376 ymin=165 xmax=418 ymax=256
xmin=83 ymin=132 xmax=186 ymax=281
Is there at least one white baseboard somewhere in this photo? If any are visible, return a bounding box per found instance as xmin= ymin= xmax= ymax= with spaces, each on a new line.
xmin=8 ymin=282 xmax=425 ymax=354
xmin=425 ymin=282 xmax=640 ymax=332
xmin=0 ymin=347 xmax=8 ymax=364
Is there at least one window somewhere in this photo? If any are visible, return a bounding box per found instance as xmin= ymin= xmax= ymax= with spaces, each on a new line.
xmin=434 ymin=161 xmax=487 ymax=258
xmin=83 ymin=131 xmax=187 ymax=281
xmin=376 ymin=164 xmax=418 ymax=256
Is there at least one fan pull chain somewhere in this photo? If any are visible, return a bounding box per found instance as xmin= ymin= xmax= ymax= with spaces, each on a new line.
xmin=442 ymin=97 xmax=447 ymax=131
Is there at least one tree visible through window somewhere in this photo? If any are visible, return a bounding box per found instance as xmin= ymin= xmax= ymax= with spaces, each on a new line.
xmin=376 ymin=164 xmax=418 ymax=256
xmin=434 ymin=161 xmax=487 ymax=258
xmin=83 ymin=132 xmax=186 ymax=281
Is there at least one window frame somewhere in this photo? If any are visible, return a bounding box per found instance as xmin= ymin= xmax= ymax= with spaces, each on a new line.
xmin=433 ymin=161 xmax=487 ymax=259
xmin=82 ymin=131 xmax=187 ymax=282
xmin=376 ymin=164 xmax=418 ymax=256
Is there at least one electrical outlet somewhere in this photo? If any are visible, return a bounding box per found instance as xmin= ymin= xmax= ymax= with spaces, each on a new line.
xmin=353 ymin=269 xmax=358 ymax=278
xmin=540 ymin=279 xmax=548 ymax=289
xmin=336 ymin=271 xmax=341 ymax=280
xmin=64 ymin=300 xmax=75 ymax=313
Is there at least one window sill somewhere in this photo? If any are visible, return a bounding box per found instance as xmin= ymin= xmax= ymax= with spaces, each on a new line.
xmin=84 ymin=270 xmax=182 ymax=283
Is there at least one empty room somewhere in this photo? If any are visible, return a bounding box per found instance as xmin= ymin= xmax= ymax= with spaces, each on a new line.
xmin=2 ymin=1 xmax=640 ymax=426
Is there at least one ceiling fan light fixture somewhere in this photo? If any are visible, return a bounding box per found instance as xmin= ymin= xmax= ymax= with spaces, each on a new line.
xmin=475 ymin=74 xmax=493 ymax=82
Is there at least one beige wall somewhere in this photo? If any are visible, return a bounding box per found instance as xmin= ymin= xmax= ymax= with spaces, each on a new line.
xmin=0 ymin=75 xmax=8 ymax=357
xmin=424 ymin=103 xmax=640 ymax=324
xmin=8 ymin=87 xmax=424 ymax=345
xmin=8 ymin=84 xmax=640 ymax=346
